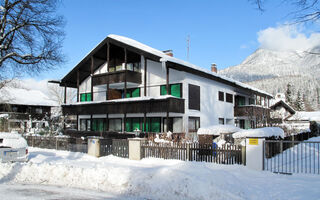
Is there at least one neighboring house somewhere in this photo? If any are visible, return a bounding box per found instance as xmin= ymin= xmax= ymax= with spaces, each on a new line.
xmin=286 ymin=111 xmax=320 ymax=131
xmin=269 ymin=100 xmax=296 ymax=124
xmin=0 ymin=86 xmax=57 ymax=133
xmin=58 ymin=34 xmax=272 ymax=136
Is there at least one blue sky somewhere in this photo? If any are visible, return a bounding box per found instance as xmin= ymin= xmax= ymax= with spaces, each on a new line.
xmin=34 ymin=0 xmax=319 ymax=80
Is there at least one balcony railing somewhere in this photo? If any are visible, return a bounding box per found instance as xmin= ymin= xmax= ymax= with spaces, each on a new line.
xmin=92 ymin=70 xmax=142 ymax=86
xmin=234 ymin=105 xmax=270 ymax=118
xmin=63 ymin=97 xmax=185 ymax=115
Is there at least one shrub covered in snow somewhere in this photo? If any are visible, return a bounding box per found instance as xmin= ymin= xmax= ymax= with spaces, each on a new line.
xmin=232 ymin=127 xmax=284 ymax=139
xmin=197 ymin=125 xmax=240 ymax=136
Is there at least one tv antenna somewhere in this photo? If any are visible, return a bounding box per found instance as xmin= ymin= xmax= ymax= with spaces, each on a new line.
xmin=187 ymin=35 xmax=190 ymax=61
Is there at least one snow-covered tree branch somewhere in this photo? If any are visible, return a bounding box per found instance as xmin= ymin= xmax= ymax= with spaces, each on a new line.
xmin=0 ymin=0 xmax=65 ymax=82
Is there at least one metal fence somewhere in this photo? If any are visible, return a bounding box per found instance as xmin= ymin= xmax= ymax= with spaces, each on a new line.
xmin=264 ymin=140 xmax=320 ymax=174
xmin=24 ymin=136 xmax=88 ymax=153
xmin=100 ymin=139 xmax=129 ymax=158
xmin=141 ymin=142 xmax=244 ymax=165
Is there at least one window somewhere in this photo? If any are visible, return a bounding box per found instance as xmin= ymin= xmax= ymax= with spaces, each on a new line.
xmin=125 ymin=118 xmax=141 ymax=132
xmin=109 ymin=118 xmax=122 ymax=132
xmin=92 ymin=119 xmax=105 ymax=131
xmin=218 ymin=91 xmax=224 ymax=101
xmin=163 ymin=117 xmax=183 ymax=133
xmin=219 ymin=118 xmax=225 ymax=125
xmin=80 ymin=119 xmax=91 ymax=131
xmin=160 ymin=83 xmax=182 ymax=98
xmin=80 ymin=93 xmax=92 ymax=102
xmin=126 ymin=88 xmax=140 ymax=98
xmin=249 ymin=98 xmax=255 ymax=105
xmin=12 ymin=106 xmax=18 ymax=112
xmin=226 ymin=93 xmax=233 ymax=103
xmin=235 ymin=96 xmax=245 ymax=106
xmin=35 ymin=108 xmax=42 ymax=114
xmin=226 ymin=118 xmax=233 ymax=125
xmin=257 ymin=96 xmax=261 ymax=105
xmin=188 ymin=84 xmax=200 ymax=110
xmin=188 ymin=117 xmax=200 ymax=132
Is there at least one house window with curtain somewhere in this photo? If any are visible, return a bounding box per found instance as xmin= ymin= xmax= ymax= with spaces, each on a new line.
xmin=80 ymin=93 xmax=92 ymax=102
xmin=160 ymin=83 xmax=182 ymax=98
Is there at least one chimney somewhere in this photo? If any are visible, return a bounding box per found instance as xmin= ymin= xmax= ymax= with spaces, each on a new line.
xmin=163 ymin=50 xmax=173 ymax=57
xmin=211 ymin=63 xmax=217 ymax=73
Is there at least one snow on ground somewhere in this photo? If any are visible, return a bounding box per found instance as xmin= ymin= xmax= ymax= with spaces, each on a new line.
xmin=197 ymin=125 xmax=240 ymax=135
xmin=233 ymin=127 xmax=284 ymax=139
xmin=0 ymin=147 xmax=320 ymax=200
xmin=265 ymin=136 xmax=320 ymax=174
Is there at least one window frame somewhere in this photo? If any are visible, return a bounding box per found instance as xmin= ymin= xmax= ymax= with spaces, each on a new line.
xmin=226 ymin=93 xmax=233 ymax=103
xmin=218 ymin=91 xmax=224 ymax=101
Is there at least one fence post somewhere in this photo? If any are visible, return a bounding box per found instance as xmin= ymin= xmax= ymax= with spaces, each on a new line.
xmin=186 ymin=143 xmax=190 ymax=161
xmin=32 ymin=136 xmax=34 ymax=147
xmin=56 ymin=137 xmax=58 ymax=150
xmin=128 ymin=138 xmax=146 ymax=160
xmin=246 ymin=137 xmax=265 ymax=171
xmin=241 ymin=146 xmax=246 ymax=165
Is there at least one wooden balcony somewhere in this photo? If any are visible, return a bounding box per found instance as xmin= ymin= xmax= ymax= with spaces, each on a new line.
xmin=62 ymin=97 xmax=185 ymax=115
xmin=92 ymin=70 xmax=141 ymax=86
xmin=234 ymin=105 xmax=270 ymax=118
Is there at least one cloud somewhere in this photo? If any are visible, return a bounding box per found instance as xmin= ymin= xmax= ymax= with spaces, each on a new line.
xmin=257 ymin=25 xmax=320 ymax=51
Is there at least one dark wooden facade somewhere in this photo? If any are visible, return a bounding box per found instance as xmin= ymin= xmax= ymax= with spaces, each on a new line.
xmin=92 ymin=70 xmax=141 ymax=86
xmin=234 ymin=105 xmax=270 ymax=119
xmin=62 ymin=97 xmax=185 ymax=115
xmin=0 ymin=104 xmax=51 ymax=120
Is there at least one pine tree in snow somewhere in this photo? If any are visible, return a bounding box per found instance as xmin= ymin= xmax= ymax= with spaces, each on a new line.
xmin=285 ymin=83 xmax=294 ymax=106
xmin=295 ymin=90 xmax=305 ymax=111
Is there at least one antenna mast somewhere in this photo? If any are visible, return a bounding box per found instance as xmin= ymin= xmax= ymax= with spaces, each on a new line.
xmin=187 ymin=35 xmax=190 ymax=61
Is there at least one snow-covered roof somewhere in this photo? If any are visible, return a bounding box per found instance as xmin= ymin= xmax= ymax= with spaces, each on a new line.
xmin=197 ymin=125 xmax=240 ymax=136
xmin=0 ymin=86 xmax=57 ymax=107
xmin=232 ymin=127 xmax=284 ymax=139
xmin=270 ymin=100 xmax=296 ymax=114
xmin=108 ymin=34 xmax=272 ymax=97
xmin=287 ymin=111 xmax=320 ymax=121
xmin=69 ymin=95 xmax=179 ymax=105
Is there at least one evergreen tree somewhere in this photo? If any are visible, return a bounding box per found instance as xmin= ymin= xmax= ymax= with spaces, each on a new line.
xmin=285 ymin=83 xmax=294 ymax=106
xmin=295 ymin=90 xmax=305 ymax=111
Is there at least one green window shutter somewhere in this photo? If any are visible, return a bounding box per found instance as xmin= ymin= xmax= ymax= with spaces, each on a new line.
xmin=132 ymin=118 xmax=140 ymax=131
xmin=86 ymin=93 xmax=92 ymax=101
xmin=80 ymin=94 xmax=86 ymax=102
xmin=150 ymin=118 xmax=160 ymax=132
xmin=131 ymin=88 xmax=140 ymax=97
xmin=125 ymin=119 xmax=132 ymax=132
xmin=126 ymin=92 xmax=131 ymax=98
xmin=170 ymin=84 xmax=181 ymax=98
xmin=160 ymin=85 xmax=167 ymax=95
xmin=98 ymin=119 xmax=104 ymax=131
xmin=92 ymin=119 xmax=97 ymax=131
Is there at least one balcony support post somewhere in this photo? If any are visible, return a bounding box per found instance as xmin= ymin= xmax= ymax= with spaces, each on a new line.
xmin=144 ymin=56 xmax=147 ymax=96
xmin=106 ymin=113 xmax=109 ymax=131
xmin=107 ymin=43 xmax=110 ymax=100
xmin=77 ymin=70 xmax=79 ymax=102
xmin=166 ymin=63 xmax=169 ymax=132
xmin=64 ymin=84 xmax=67 ymax=104
xmin=124 ymin=48 xmax=127 ymax=98
xmin=91 ymin=56 xmax=94 ymax=101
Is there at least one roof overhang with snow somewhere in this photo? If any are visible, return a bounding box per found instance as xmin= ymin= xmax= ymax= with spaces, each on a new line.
xmin=61 ymin=34 xmax=272 ymax=98
xmin=270 ymin=100 xmax=296 ymax=114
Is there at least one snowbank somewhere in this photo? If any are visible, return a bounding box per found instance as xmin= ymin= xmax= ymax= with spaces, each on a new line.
xmin=197 ymin=125 xmax=240 ymax=135
xmin=232 ymin=127 xmax=284 ymax=139
xmin=0 ymin=147 xmax=319 ymax=200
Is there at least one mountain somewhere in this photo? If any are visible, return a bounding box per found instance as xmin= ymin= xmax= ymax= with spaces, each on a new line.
xmin=219 ymin=48 xmax=320 ymax=111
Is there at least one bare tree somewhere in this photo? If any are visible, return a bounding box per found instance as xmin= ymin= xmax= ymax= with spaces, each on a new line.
xmin=0 ymin=0 xmax=65 ymax=82
xmin=251 ymin=0 xmax=320 ymax=23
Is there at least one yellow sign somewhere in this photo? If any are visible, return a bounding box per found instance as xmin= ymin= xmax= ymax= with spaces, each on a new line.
xmin=249 ymin=138 xmax=259 ymax=145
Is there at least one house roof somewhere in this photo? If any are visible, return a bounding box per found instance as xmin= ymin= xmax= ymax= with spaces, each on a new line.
xmin=287 ymin=111 xmax=320 ymax=121
xmin=0 ymin=86 xmax=57 ymax=107
xmin=270 ymin=100 xmax=296 ymax=115
xmin=60 ymin=34 xmax=273 ymax=98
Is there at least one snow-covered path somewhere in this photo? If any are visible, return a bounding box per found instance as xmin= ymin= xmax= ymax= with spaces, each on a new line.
xmin=0 ymin=147 xmax=320 ymax=200
xmin=0 ymin=183 xmax=133 ymax=200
